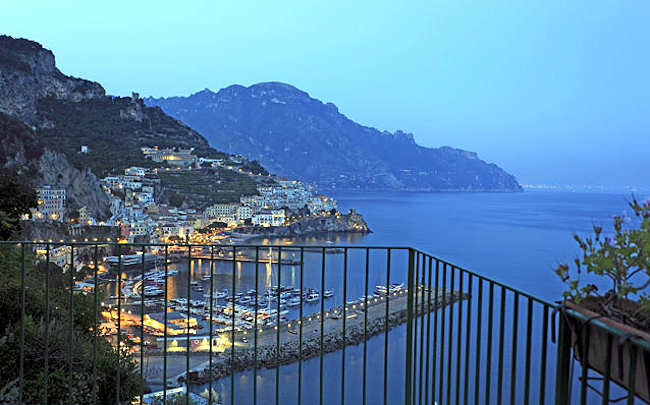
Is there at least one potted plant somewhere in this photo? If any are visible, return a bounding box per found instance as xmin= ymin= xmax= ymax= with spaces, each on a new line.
xmin=555 ymin=198 xmax=650 ymax=402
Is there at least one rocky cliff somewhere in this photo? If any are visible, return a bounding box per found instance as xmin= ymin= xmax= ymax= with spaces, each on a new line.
xmin=145 ymin=83 xmax=522 ymax=192
xmin=238 ymin=210 xmax=370 ymax=237
xmin=0 ymin=35 xmax=104 ymax=126
xmin=0 ymin=112 xmax=111 ymax=218
xmin=0 ymin=35 xmax=253 ymax=217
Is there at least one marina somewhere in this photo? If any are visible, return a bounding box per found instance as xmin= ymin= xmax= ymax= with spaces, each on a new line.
xmin=141 ymin=285 xmax=464 ymax=387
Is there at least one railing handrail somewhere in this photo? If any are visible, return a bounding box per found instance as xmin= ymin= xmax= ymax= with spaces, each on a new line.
xmin=412 ymin=247 xmax=558 ymax=308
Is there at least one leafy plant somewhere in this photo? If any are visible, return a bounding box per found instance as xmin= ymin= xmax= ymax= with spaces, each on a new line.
xmin=555 ymin=198 xmax=650 ymax=331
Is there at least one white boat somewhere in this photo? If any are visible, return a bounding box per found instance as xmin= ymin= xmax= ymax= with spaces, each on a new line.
xmin=286 ymin=298 xmax=301 ymax=307
xmin=323 ymin=290 xmax=334 ymax=298
xmin=105 ymin=253 xmax=161 ymax=270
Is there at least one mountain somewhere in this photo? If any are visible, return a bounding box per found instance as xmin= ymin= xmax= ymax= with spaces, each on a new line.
xmin=145 ymin=83 xmax=522 ymax=191
xmin=0 ymin=35 xmax=104 ymax=126
xmin=0 ymin=35 xmax=264 ymax=217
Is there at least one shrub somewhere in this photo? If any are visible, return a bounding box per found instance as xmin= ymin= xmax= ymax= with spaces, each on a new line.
xmin=555 ymin=198 xmax=650 ymax=331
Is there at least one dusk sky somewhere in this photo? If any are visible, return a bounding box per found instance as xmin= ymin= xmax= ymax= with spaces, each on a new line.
xmin=4 ymin=1 xmax=649 ymax=188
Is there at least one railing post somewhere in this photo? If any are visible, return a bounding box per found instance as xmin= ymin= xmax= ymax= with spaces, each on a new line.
xmin=405 ymin=248 xmax=415 ymax=405
xmin=554 ymin=311 xmax=572 ymax=405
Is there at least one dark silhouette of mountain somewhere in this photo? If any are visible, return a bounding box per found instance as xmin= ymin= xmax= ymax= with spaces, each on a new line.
xmin=145 ymin=83 xmax=522 ymax=191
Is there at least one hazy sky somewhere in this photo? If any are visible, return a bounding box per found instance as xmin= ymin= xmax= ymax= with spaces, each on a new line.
xmin=3 ymin=1 xmax=649 ymax=188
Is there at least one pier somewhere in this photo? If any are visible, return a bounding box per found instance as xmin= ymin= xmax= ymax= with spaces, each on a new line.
xmin=139 ymin=287 xmax=465 ymax=386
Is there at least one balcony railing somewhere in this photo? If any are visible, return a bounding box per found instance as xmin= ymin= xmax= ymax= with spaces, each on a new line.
xmin=0 ymin=241 xmax=648 ymax=404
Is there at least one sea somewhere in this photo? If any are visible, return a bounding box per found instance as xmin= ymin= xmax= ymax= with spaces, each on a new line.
xmin=170 ymin=190 xmax=639 ymax=404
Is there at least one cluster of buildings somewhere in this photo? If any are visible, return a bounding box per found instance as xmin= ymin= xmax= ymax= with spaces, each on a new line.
xmin=202 ymin=180 xmax=337 ymax=228
xmin=140 ymin=146 xmax=198 ymax=168
xmin=24 ymin=145 xmax=339 ymax=243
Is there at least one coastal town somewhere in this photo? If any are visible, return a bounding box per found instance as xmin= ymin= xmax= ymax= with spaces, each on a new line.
xmin=18 ymin=142 xmax=379 ymax=396
xmin=24 ymin=143 xmax=368 ymax=266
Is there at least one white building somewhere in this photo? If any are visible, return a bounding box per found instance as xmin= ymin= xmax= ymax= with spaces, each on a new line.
xmin=125 ymin=166 xmax=147 ymax=177
xmin=204 ymin=203 xmax=238 ymax=218
xmin=237 ymin=206 xmax=252 ymax=221
xmin=252 ymin=212 xmax=273 ymax=227
xmin=32 ymin=186 xmax=66 ymax=222
xmin=271 ymin=209 xmax=285 ymax=227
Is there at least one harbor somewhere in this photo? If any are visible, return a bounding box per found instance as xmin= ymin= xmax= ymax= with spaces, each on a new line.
xmin=135 ymin=284 xmax=465 ymax=388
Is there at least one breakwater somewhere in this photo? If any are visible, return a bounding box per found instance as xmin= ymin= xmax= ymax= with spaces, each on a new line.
xmin=173 ymin=288 xmax=465 ymax=385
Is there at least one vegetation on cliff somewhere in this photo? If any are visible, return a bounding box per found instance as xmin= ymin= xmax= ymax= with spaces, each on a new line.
xmin=0 ymin=172 xmax=140 ymax=403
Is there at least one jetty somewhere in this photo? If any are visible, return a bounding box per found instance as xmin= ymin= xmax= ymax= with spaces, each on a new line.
xmin=151 ymin=287 xmax=466 ymax=386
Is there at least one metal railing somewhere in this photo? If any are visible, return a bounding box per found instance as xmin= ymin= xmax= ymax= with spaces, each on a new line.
xmin=1 ymin=241 xmax=648 ymax=404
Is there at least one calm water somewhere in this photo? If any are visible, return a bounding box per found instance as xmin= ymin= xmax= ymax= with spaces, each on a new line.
xmin=183 ymin=190 xmax=636 ymax=404
xmin=332 ymin=190 xmax=636 ymax=301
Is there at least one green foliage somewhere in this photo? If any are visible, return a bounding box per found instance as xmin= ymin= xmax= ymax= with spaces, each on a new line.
xmin=197 ymin=221 xmax=228 ymax=234
xmin=0 ymin=247 xmax=141 ymax=404
xmin=241 ymin=160 xmax=269 ymax=176
xmin=0 ymin=112 xmax=44 ymax=168
xmin=36 ymin=97 xmax=227 ymax=177
xmin=0 ymin=169 xmax=38 ymax=240
xmin=555 ymin=198 xmax=650 ymax=330
xmin=159 ymin=168 xmax=259 ymax=208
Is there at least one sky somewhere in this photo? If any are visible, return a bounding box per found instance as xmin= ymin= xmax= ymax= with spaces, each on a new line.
xmin=3 ymin=1 xmax=649 ymax=189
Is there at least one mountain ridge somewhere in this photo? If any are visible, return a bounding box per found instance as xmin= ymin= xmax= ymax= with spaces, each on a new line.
xmin=145 ymin=83 xmax=522 ymax=192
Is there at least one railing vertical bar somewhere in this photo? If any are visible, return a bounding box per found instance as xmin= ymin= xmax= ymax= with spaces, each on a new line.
xmin=484 ymin=282 xmax=494 ymax=405
xmin=186 ymin=245 xmax=192 ymax=405
xmin=418 ymin=253 xmax=426 ymax=405
xmin=232 ymin=246 xmax=237 ymax=405
xmin=554 ymin=308 xmax=571 ymax=405
xmin=601 ymin=333 xmax=613 ymax=405
xmin=163 ymin=245 xmax=168 ymax=404
xmin=320 ymin=247 xmax=325 ymax=405
xmin=209 ymin=246 xmax=215 ymax=405
xmin=432 ymin=259 xmax=440 ymax=404
xmin=424 ymin=256 xmax=433 ymax=405
xmin=405 ymin=249 xmax=415 ymax=405
xmin=44 ymin=242 xmax=50 ymax=405
xmin=411 ymin=251 xmax=419 ymax=405
xmin=253 ymin=246 xmax=259 ymax=405
xmin=384 ymin=248 xmax=391 ymax=405
xmin=509 ymin=292 xmax=519 ymax=405
xmin=539 ymin=305 xmax=549 ymax=405
xmin=276 ymin=247 xmax=282 ymax=405
xmin=19 ymin=243 xmax=25 ymax=404
xmin=140 ymin=246 xmax=146 ymax=405
xmin=116 ymin=244 xmax=122 ymax=405
xmin=362 ymin=247 xmax=370 ymax=405
xmin=474 ymin=278 xmax=483 ymax=405
xmin=463 ymin=273 xmax=473 ymax=405
xmin=341 ymin=247 xmax=348 ymax=405
xmin=298 ymin=247 xmax=304 ymax=405
xmin=438 ymin=262 xmax=446 ymax=404
xmin=446 ymin=263 xmax=454 ymax=403
xmin=626 ymin=344 xmax=637 ymax=405
xmin=523 ymin=298 xmax=533 ymax=405
xmin=455 ymin=268 xmax=463 ymax=405
xmin=68 ymin=244 xmax=74 ymax=405
xmin=92 ymin=244 xmax=99 ymax=405
xmin=579 ymin=322 xmax=590 ymax=405
xmin=496 ymin=287 xmax=506 ymax=404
